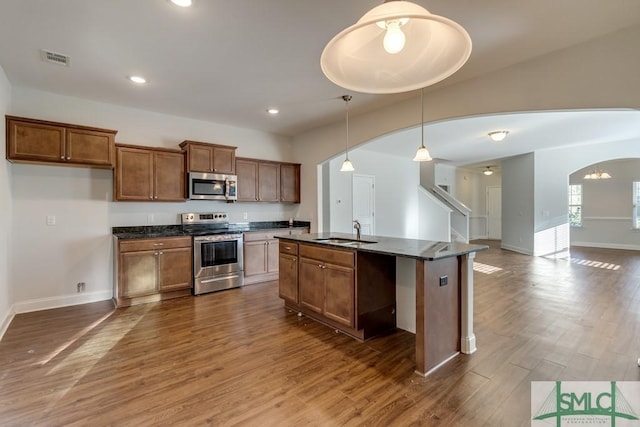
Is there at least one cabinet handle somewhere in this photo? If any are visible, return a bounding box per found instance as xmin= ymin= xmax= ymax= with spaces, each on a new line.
xmin=284 ymin=246 xmax=291 ymax=250
xmin=149 ymin=195 xmax=153 ymax=200
xmin=159 ymin=251 xmax=163 ymax=255
xmin=153 ymin=243 xmax=164 ymax=246
xmin=67 ymin=156 xmax=71 ymax=160
xmin=60 ymin=156 xmax=65 ymax=159
xmin=155 ymin=252 xmax=159 ymax=256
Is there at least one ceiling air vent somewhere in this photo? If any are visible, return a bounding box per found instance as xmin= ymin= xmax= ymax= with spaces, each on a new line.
xmin=40 ymin=49 xmax=71 ymax=67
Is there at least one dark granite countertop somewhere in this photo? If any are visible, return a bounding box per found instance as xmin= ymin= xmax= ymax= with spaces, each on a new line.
xmin=277 ymin=232 xmax=488 ymax=261
xmin=112 ymin=221 xmax=311 ymax=240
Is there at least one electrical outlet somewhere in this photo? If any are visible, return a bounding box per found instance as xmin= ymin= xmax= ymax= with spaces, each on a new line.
xmin=243 ymin=212 xmax=248 ymax=220
xmin=147 ymin=214 xmax=155 ymax=224
xmin=439 ymin=276 xmax=448 ymax=287
xmin=77 ymin=282 xmax=86 ymax=293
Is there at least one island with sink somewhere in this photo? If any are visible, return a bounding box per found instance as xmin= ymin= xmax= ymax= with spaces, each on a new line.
xmin=277 ymin=232 xmax=488 ymax=376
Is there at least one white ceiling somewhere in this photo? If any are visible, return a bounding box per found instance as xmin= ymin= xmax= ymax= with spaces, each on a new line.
xmin=1 ymin=1 xmax=640 ymax=165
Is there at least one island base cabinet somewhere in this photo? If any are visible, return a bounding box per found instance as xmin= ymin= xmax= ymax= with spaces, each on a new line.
xmin=281 ymin=241 xmax=395 ymax=341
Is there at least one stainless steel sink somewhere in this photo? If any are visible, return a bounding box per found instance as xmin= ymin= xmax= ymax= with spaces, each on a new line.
xmin=314 ymin=237 xmax=377 ymax=245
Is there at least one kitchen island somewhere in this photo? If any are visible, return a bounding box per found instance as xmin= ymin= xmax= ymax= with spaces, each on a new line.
xmin=277 ymin=232 xmax=488 ymax=376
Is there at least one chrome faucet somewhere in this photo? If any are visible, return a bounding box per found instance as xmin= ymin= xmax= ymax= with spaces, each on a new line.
xmin=353 ymin=220 xmax=361 ymax=241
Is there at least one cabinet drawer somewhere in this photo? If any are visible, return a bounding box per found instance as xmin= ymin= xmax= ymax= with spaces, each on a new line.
xmin=244 ymin=229 xmax=292 ymax=242
xmin=119 ymin=236 xmax=191 ymax=252
xmin=279 ymin=241 xmax=298 ymax=255
xmin=300 ymin=244 xmax=355 ymax=267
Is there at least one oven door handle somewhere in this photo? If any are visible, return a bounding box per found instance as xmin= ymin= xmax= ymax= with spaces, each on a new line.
xmin=224 ymin=178 xmax=230 ymax=200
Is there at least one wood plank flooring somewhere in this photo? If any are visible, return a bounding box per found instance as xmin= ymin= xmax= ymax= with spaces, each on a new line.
xmin=1 ymin=241 xmax=639 ymax=426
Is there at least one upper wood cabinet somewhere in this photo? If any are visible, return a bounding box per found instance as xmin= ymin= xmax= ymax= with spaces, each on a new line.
xmin=280 ymin=163 xmax=300 ymax=203
xmin=115 ymin=144 xmax=186 ymax=202
xmin=236 ymin=157 xmax=300 ymax=203
xmin=179 ymin=140 xmax=236 ymax=174
xmin=6 ymin=115 xmax=117 ymax=168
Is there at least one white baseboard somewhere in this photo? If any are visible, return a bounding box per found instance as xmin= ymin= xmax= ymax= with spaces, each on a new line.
xmin=571 ymin=241 xmax=640 ymax=251
xmin=13 ymin=290 xmax=113 ymax=314
xmin=0 ymin=304 xmax=16 ymax=341
xmin=500 ymin=243 xmax=533 ymax=256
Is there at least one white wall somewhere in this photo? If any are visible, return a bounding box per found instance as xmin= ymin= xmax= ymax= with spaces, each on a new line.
xmin=455 ymin=168 xmax=502 ymax=240
xmin=570 ymin=159 xmax=640 ymax=250
xmin=8 ymin=87 xmax=298 ymax=313
xmin=0 ymin=66 xmax=13 ymax=338
xmin=328 ymin=150 xmax=420 ymax=238
xmin=501 ymin=154 xmax=535 ymax=255
xmin=292 ymin=24 xmax=640 ymax=234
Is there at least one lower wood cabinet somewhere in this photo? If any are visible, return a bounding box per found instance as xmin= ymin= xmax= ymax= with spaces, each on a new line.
xmin=243 ymin=227 xmax=308 ymax=285
xmin=116 ymin=236 xmax=192 ymax=307
xmin=279 ymin=240 xmax=396 ymax=341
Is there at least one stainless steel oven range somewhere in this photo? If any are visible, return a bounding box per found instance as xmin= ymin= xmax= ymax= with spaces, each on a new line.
xmin=181 ymin=212 xmax=244 ymax=295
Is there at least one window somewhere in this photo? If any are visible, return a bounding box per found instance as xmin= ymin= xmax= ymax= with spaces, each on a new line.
xmin=568 ymin=184 xmax=582 ymax=227
xmin=634 ymin=181 xmax=640 ymax=229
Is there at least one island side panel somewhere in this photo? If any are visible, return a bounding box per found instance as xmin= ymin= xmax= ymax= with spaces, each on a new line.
xmin=415 ymin=256 xmax=461 ymax=376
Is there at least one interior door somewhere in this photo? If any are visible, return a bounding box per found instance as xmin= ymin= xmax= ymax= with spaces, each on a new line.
xmin=352 ymin=174 xmax=375 ymax=236
xmin=487 ymin=186 xmax=502 ymax=239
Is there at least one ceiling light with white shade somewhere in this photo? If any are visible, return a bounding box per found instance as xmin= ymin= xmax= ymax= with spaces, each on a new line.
xmin=488 ymin=130 xmax=509 ymax=142
xmin=413 ymin=88 xmax=432 ymax=162
xmin=483 ymin=166 xmax=494 ymax=176
xmin=340 ymin=95 xmax=355 ymax=172
xmin=320 ymin=1 xmax=472 ymax=94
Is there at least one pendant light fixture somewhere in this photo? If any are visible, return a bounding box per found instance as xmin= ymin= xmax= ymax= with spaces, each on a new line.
xmin=483 ymin=166 xmax=494 ymax=176
xmin=320 ymin=1 xmax=472 ymax=94
xmin=340 ymin=95 xmax=355 ymax=172
xmin=413 ymin=88 xmax=432 ymax=162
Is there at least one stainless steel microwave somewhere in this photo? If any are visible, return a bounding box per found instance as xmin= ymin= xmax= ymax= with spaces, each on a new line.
xmin=188 ymin=172 xmax=238 ymax=201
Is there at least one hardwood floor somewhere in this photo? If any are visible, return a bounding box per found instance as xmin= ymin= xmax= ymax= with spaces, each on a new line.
xmin=1 ymin=241 xmax=639 ymax=426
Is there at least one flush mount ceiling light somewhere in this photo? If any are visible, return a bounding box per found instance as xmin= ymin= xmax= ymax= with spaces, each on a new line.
xmin=413 ymin=88 xmax=432 ymax=162
xmin=128 ymin=75 xmax=147 ymax=84
xmin=267 ymin=108 xmax=279 ymax=115
xmin=170 ymin=0 xmax=192 ymax=7
xmin=483 ymin=166 xmax=494 ymax=176
xmin=340 ymin=95 xmax=355 ymax=172
xmin=488 ymin=130 xmax=509 ymax=142
xmin=320 ymin=1 xmax=472 ymax=94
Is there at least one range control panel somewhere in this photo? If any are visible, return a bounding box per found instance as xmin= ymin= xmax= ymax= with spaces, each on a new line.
xmin=181 ymin=212 xmax=228 ymax=224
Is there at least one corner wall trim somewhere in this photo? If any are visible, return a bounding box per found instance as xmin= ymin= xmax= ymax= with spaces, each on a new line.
xmin=500 ymin=243 xmax=533 ymax=256
xmin=13 ymin=291 xmax=113 ymax=314
xmin=0 ymin=304 xmax=16 ymax=342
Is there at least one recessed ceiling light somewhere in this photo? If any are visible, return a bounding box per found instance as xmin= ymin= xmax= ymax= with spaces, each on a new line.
xmin=488 ymin=130 xmax=509 ymax=142
xmin=128 ymin=75 xmax=147 ymax=84
xmin=170 ymin=0 xmax=192 ymax=7
xmin=267 ymin=108 xmax=279 ymax=115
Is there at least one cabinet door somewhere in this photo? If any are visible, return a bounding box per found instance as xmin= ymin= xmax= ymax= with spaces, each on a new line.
xmin=158 ymin=247 xmax=193 ymax=292
xmin=299 ymin=258 xmax=324 ymax=314
xmin=154 ymin=151 xmax=186 ymax=201
xmin=7 ymin=119 xmax=65 ymax=162
xmin=236 ymin=159 xmax=258 ymax=202
xmin=66 ymin=128 xmax=115 ymax=166
xmin=212 ymin=146 xmax=236 ymax=174
xmin=324 ymin=264 xmax=355 ymax=327
xmin=115 ymin=147 xmax=154 ymax=201
xmin=188 ymin=145 xmax=213 ymax=172
xmin=278 ymin=253 xmax=298 ymax=304
xmin=258 ymin=162 xmax=279 ymax=202
xmin=266 ymin=239 xmax=279 ymax=273
xmin=244 ymin=240 xmax=268 ymax=276
xmin=119 ymin=250 xmax=158 ymax=297
xmin=280 ymin=164 xmax=300 ymax=203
